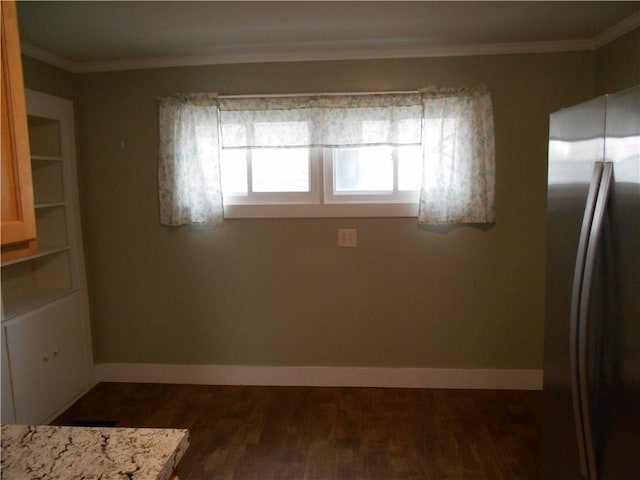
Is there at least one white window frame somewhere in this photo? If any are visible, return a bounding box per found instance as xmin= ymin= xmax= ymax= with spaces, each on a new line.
xmin=322 ymin=147 xmax=421 ymax=205
xmin=222 ymin=146 xmax=420 ymax=218
xmin=221 ymin=148 xmax=321 ymax=206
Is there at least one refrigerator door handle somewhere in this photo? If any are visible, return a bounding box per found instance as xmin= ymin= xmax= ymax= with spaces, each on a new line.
xmin=569 ymin=161 xmax=604 ymax=479
xmin=578 ymin=161 xmax=613 ymax=480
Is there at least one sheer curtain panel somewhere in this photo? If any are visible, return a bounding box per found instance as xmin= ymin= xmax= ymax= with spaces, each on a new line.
xmin=418 ymin=85 xmax=495 ymax=225
xmin=158 ymin=93 xmax=224 ymax=226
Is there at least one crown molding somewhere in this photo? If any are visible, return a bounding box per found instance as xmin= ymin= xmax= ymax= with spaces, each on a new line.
xmin=593 ymin=10 xmax=640 ymax=48
xmin=20 ymin=43 xmax=76 ymax=72
xmin=21 ymin=12 xmax=640 ymax=74
xmin=20 ymin=39 xmax=595 ymax=74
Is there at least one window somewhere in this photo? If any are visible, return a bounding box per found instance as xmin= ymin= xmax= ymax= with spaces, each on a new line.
xmin=217 ymin=94 xmax=423 ymax=217
xmin=220 ymin=147 xmax=317 ymax=203
xmin=158 ymin=86 xmax=495 ymax=226
xmin=220 ymin=145 xmax=422 ymax=217
xmin=326 ymin=145 xmax=422 ymax=202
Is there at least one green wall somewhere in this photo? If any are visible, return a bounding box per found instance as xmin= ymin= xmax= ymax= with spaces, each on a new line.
xmin=22 ymin=56 xmax=75 ymax=100
xmin=22 ymin=29 xmax=638 ymax=370
xmin=595 ymin=27 xmax=640 ymax=95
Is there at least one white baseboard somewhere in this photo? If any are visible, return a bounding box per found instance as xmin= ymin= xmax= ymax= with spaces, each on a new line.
xmin=94 ymin=363 xmax=543 ymax=390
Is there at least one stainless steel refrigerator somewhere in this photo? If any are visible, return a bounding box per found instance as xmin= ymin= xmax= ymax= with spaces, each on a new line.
xmin=543 ymin=85 xmax=639 ymax=479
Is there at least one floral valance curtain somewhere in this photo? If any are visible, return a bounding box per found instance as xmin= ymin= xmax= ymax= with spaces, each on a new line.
xmin=218 ymin=94 xmax=423 ymax=149
xmin=158 ymin=86 xmax=495 ymax=226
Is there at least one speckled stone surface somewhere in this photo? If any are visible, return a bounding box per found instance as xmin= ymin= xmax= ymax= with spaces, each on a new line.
xmin=1 ymin=424 xmax=189 ymax=480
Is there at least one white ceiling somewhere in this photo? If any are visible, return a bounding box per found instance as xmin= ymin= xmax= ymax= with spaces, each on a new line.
xmin=16 ymin=1 xmax=640 ymax=72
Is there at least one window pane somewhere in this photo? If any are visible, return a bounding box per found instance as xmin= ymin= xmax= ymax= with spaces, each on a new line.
xmin=334 ymin=147 xmax=393 ymax=192
xmin=221 ymin=149 xmax=248 ymax=194
xmin=252 ymin=148 xmax=310 ymax=192
xmin=398 ymin=145 xmax=422 ymax=191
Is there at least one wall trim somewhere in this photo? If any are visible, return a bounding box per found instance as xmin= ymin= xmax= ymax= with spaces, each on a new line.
xmin=22 ymin=39 xmax=594 ymax=74
xmin=94 ymin=363 xmax=543 ymax=390
xmin=593 ymin=10 xmax=640 ymax=48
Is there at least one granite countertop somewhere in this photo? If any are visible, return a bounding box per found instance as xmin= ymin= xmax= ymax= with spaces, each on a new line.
xmin=0 ymin=424 xmax=189 ymax=480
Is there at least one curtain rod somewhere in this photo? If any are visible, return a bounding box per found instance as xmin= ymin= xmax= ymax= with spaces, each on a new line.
xmin=219 ymin=90 xmax=420 ymax=99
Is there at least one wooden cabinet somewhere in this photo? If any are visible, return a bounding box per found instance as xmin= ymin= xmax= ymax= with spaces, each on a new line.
xmin=1 ymin=90 xmax=93 ymax=424
xmin=1 ymin=0 xmax=37 ymax=262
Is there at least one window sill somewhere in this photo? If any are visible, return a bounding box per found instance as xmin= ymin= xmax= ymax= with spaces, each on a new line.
xmin=223 ymin=203 xmax=419 ymax=218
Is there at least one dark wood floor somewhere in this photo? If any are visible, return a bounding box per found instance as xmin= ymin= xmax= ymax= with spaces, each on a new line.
xmin=52 ymin=383 xmax=542 ymax=480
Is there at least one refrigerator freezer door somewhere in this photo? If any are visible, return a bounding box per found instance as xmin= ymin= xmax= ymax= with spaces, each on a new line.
xmin=544 ymin=95 xmax=607 ymax=480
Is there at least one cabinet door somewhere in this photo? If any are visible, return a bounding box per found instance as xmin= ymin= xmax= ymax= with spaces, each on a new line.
xmin=4 ymin=293 xmax=92 ymax=424
xmin=1 ymin=0 xmax=37 ymax=261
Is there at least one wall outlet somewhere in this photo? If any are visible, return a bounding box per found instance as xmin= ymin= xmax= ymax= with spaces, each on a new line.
xmin=338 ymin=228 xmax=358 ymax=247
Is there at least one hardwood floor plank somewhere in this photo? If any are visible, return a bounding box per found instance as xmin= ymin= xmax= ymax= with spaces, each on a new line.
xmin=52 ymin=383 xmax=541 ymax=479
